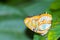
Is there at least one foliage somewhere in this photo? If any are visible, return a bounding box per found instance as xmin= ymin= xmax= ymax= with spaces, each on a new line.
xmin=0 ymin=0 xmax=60 ymax=40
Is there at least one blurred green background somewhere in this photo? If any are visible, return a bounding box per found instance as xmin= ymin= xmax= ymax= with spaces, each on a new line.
xmin=0 ymin=0 xmax=60 ymax=40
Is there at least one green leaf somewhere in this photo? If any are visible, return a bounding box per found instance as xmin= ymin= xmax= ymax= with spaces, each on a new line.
xmin=50 ymin=0 xmax=60 ymax=10
xmin=48 ymin=9 xmax=60 ymax=40
xmin=48 ymin=25 xmax=60 ymax=40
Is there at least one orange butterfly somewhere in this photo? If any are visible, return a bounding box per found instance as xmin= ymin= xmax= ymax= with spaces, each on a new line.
xmin=24 ymin=12 xmax=52 ymax=35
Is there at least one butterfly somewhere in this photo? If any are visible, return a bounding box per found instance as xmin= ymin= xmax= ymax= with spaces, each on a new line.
xmin=24 ymin=12 xmax=52 ymax=35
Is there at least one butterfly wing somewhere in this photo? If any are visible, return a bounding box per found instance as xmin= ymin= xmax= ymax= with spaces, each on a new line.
xmin=24 ymin=15 xmax=40 ymax=31
xmin=24 ymin=13 xmax=52 ymax=35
